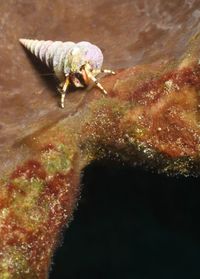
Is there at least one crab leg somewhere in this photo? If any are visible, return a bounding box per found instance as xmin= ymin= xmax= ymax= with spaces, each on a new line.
xmin=58 ymin=76 xmax=70 ymax=108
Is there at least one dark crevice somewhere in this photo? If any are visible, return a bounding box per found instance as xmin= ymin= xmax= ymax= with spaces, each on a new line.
xmin=50 ymin=161 xmax=200 ymax=279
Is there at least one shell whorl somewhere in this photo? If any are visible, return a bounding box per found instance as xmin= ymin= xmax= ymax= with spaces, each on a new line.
xmin=19 ymin=38 xmax=104 ymax=81
xmin=19 ymin=38 xmax=75 ymax=80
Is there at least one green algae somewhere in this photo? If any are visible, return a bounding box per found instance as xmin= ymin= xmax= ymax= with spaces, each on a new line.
xmin=0 ymin=248 xmax=36 ymax=279
xmin=10 ymin=177 xmax=47 ymax=228
xmin=12 ymin=177 xmax=44 ymax=196
xmin=41 ymin=143 xmax=71 ymax=175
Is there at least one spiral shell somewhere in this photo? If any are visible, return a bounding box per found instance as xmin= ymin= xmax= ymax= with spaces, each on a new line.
xmin=19 ymin=38 xmax=104 ymax=81
xmin=19 ymin=38 xmax=115 ymax=109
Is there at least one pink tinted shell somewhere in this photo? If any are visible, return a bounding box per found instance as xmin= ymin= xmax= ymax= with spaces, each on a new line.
xmin=76 ymin=41 xmax=103 ymax=70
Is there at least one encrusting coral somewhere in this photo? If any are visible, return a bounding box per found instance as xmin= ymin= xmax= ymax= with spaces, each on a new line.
xmin=1 ymin=33 xmax=200 ymax=278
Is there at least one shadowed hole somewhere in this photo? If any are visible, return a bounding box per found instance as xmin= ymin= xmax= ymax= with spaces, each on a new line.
xmin=50 ymin=160 xmax=200 ymax=279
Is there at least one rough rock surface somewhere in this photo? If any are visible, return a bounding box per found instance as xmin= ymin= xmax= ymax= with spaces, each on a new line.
xmin=1 ymin=0 xmax=200 ymax=278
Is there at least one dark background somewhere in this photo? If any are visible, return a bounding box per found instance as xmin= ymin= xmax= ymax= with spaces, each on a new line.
xmin=50 ymin=161 xmax=200 ymax=279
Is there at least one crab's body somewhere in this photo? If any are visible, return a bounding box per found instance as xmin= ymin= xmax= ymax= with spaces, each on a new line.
xmin=19 ymin=39 xmax=115 ymax=108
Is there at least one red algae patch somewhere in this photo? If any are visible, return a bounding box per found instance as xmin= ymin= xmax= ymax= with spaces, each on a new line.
xmin=10 ymin=160 xmax=46 ymax=180
xmin=120 ymin=66 xmax=200 ymax=158
xmin=132 ymin=65 xmax=200 ymax=105
xmin=0 ymin=133 xmax=80 ymax=277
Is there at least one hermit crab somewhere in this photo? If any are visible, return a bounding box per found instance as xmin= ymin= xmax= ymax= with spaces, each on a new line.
xmin=19 ymin=39 xmax=115 ymax=108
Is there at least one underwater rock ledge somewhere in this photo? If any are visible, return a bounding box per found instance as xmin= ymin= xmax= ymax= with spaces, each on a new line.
xmin=1 ymin=33 xmax=200 ymax=278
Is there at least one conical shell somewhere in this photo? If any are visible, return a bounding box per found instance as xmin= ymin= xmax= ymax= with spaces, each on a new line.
xmin=19 ymin=38 xmax=104 ymax=82
xmin=19 ymin=38 xmax=76 ymax=80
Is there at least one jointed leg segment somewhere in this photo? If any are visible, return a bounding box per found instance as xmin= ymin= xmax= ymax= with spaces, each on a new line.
xmin=87 ymin=72 xmax=108 ymax=94
xmin=58 ymin=76 xmax=69 ymax=108
xmin=84 ymin=66 xmax=115 ymax=95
